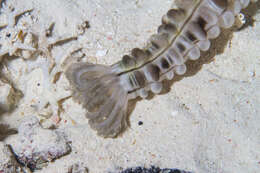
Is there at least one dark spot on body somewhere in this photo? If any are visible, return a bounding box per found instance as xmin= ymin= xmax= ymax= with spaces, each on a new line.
xmin=151 ymin=41 xmax=160 ymax=50
xmin=161 ymin=58 xmax=170 ymax=69
xmin=158 ymin=23 xmax=177 ymax=35
xmin=122 ymin=55 xmax=135 ymax=68
xmin=166 ymin=54 xmax=174 ymax=64
xmin=197 ymin=16 xmax=207 ymax=30
xmin=212 ymin=0 xmax=228 ymax=9
xmin=186 ymin=31 xmax=197 ymax=42
xmin=129 ymin=73 xmax=138 ymax=87
xmin=134 ymin=70 xmax=146 ymax=87
xmin=147 ymin=64 xmax=160 ymax=81
xmin=177 ymin=43 xmax=186 ymax=53
xmin=167 ymin=8 xmax=186 ymax=23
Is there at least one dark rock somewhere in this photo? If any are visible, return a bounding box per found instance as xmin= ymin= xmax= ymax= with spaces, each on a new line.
xmin=120 ymin=166 xmax=193 ymax=173
xmin=6 ymin=116 xmax=71 ymax=171
xmin=0 ymin=142 xmax=24 ymax=173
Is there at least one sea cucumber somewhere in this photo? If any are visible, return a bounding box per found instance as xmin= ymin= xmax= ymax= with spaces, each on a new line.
xmin=65 ymin=0 xmax=254 ymax=138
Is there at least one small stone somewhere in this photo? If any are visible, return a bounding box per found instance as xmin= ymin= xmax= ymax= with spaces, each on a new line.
xmin=6 ymin=116 xmax=71 ymax=171
xmin=21 ymin=32 xmax=38 ymax=59
xmin=138 ymin=121 xmax=143 ymax=126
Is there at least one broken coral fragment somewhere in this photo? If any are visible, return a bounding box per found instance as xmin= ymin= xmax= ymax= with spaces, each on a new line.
xmin=21 ymin=32 xmax=38 ymax=59
xmin=6 ymin=116 xmax=71 ymax=171
xmin=0 ymin=78 xmax=23 ymax=113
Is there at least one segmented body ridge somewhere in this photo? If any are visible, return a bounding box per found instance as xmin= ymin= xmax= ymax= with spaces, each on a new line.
xmin=112 ymin=0 xmax=250 ymax=99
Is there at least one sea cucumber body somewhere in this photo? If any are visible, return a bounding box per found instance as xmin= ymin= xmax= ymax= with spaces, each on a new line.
xmin=65 ymin=0 xmax=253 ymax=137
xmin=112 ymin=0 xmax=250 ymax=99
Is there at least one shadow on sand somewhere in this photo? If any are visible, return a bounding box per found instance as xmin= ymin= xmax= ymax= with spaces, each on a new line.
xmin=125 ymin=1 xmax=260 ymax=134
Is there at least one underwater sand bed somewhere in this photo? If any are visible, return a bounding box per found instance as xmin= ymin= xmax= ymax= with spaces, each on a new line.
xmin=0 ymin=0 xmax=260 ymax=172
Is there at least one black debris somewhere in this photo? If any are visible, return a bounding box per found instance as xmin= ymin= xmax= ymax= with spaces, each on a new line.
xmin=120 ymin=166 xmax=193 ymax=173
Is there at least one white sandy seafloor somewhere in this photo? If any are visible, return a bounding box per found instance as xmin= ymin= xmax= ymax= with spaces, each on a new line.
xmin=0 ymin=0 xmax=260 ymax=173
